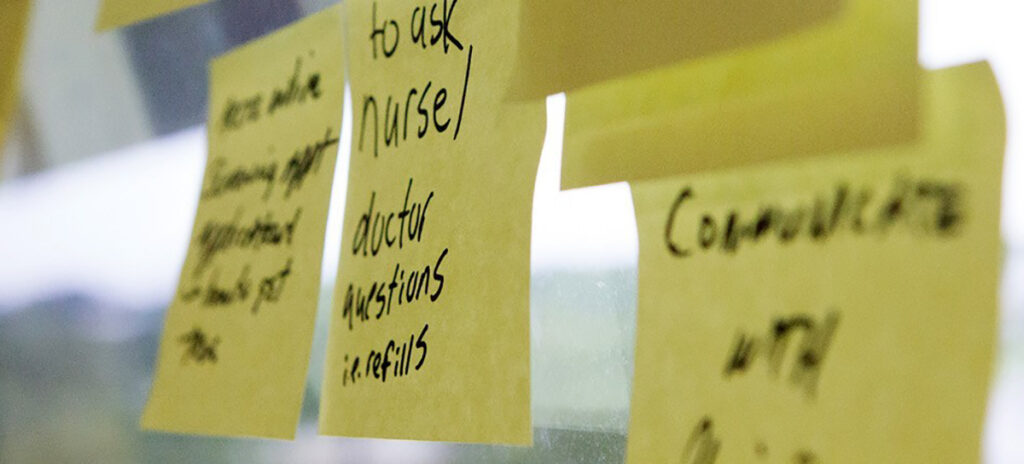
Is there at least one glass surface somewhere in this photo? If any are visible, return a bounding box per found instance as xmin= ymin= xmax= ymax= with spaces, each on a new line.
xmin=1 ymin=1 xmax=1023 ymax=462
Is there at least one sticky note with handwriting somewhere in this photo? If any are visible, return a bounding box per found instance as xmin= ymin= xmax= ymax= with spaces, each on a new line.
xmin=627 ymin=62 xmax=1002 ymax=463
xmin=96 ymin=0 xmax=210 ymax=30
xmin=1 ymin=0 xmax=30 ymax=152
xmin=140 ymin=5 xmax=344 ymax=439
xmin=563 ymin=0 xmax=919 ymax=190
xmin=319 ymin=0 xmax=544 ymax=445
xmin=510 ymin=0 xmax=844 ymax=99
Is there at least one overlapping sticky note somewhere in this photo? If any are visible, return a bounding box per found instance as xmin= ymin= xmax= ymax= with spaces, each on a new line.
xmin=563 ymin=0 xmax=920 ymax=189
xmin=141 ymin=5 xmax=344 ymax=439
xmin=1 ymin=0 xmax=31 ymax=154
xmin=510 ymin=0 xmax=844 ymax=99
xmin=319 ymin=0 xmax=544 ymax=445
xmin=627 ymin=62 xmax=1002 ymax=463
xmin=96 ymin=0 xmax=211 ymax=30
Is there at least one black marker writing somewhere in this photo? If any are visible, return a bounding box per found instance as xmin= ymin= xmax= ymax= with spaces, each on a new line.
xmin=179 ymin=327 xmax=219 ymax=364
xmin=723 ymin=311 xmax=840 ymax=399
xmin=682 ymin=417 xmax=721 ymax=464
xmin=219 ymin=54 xmax=324 ymax=132
xmin=195 ymin=208 xmax=302 ymax=275
xmin=683 ymin=416 xmax=821 ymax=463
xmin=357 ymin=50 xmax=472 ymax=157
xmin=281 ymin=128 xmax=339 ymax=198
xmin=664 ymin=175 xmax=964 ymax=258
xmin=251 ymin=258 xmax=293 ymax=314
xmin=342 ymin=248 xmax=449 ymax=331
xmin=358 ymin=0 xmax=473 ymax=157
xmin=352 ymin=178 xmax=434 ymax=257
xmin=267 ymin=57 xmax=322 ymax=115
xmin=370 ymin=1 xmax=400 ymax=59
xmin=340 ymin=323 xmax=429 ymax=387
xmin=202 ymin=158 xmax=277 ymax=201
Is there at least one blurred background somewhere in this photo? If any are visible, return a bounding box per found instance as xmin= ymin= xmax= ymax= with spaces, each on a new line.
xmin=0 ymin=0 xmax=1021 ymax=462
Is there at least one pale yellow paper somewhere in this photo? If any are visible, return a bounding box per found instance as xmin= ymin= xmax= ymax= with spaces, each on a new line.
xmin=1 ymin=0 xmax=31 ymax=152
xmin=96 ymin=0 xmax=211 ymax=30
xmin=141 ymin=5 xmax=344 ymax=439
xmin=563 ymin=0 xmax=919 ymax=190
xmin=628 ymin=62 xmax=1002 ymax=463
xmin=510 ymin=0 xmax=844 ymax=99
xmin=320 ymin=0 xmax=544 ymax=445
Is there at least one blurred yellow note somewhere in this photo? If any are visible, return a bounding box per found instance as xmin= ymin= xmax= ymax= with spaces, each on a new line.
xmin=563 ymin=0 xmax=919 ymax=190
xmin=141 ymin=5 xmax=344 ymax=439
xmin=1 ymin=0 xmax=31 ymax=151
xmin=627 ymin=62 xmax=1002 ymax=463
xmin=510 ymin=0 xmax=844 ymax=98
xmin=97 ymin=0 xmax=211 ymax=30
xmin=319 ymin=0 xmax=544 ymax=445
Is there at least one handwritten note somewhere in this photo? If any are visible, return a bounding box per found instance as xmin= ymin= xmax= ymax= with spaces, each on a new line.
xmin=562 ymin=0 xmax=919 ymax=190
xmin=319 ymin=0 xmax=544 ymax=445
xmin=1 ymin=0 xmax=30 ymax=152
xmin=141 ymin=5 xmax=344 ymax=439
xmin=627 ymin=62 xmax=1003 ymax=463
xmin=96 ymin=0 xmax=211 ymax=30
xmin=509 ymin=0 xmax=843 ymax=99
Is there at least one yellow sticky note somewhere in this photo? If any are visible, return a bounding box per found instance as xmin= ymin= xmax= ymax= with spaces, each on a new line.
xmin=1 ymin=0 xmax=31 ymax=151
xmin=510 ymin=0 xmax=844 ymax=99
xmin=563 ymin=0 xmax=919 ymax=190
xmin=96 ymin=0 xmax=211 ymax=30
xmin=628 ymin=62 xmax=1002 ymax=463
xmin=319 ymin=0 xmax=544 ymax=445
xmin=141 ymin=5 xmax=344 ymax=439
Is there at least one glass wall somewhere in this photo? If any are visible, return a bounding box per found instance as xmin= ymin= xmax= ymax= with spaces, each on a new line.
xmin=1 ymin=1 xmax=1022 ymax=462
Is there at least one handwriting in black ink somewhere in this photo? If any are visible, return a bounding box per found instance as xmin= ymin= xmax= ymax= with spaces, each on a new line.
xmin=682 ymin=416 xmax=721 ymax=464
xmin=723 ymin=311 xmax=840 ymax=399
xmin=179 ymin=327 xmax=220 ymax=364
xmin=664 ymin=175 xmax=964 ymax=259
